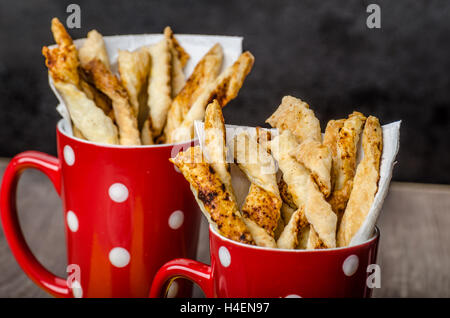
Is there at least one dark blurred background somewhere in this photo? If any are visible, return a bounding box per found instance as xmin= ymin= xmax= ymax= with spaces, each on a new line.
xmin=0 ymin=0 xmax=448 ymax=183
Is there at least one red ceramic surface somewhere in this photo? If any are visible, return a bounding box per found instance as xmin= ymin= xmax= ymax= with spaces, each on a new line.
xmin=150 ymin=225 xmax=379 ymax=298
xmin=0 ymin=120 xmax=201 ymax=298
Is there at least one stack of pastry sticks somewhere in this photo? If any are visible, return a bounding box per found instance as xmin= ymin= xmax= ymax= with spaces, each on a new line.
xmin=42 ymin=18 xmax=254 ymax=145
xmin=171 ymin=96 xmax=383 ymax=249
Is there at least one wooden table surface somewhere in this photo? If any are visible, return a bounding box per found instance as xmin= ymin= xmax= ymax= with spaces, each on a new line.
xmin=0 ymin=158 xmax=449 ymax=298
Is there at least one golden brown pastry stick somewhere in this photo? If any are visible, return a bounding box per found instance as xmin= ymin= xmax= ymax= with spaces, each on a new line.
xmin=146 ymin=38 xmax=172 ymax=138
xmin=266 ymin=95 xmax=321 ymax=144
xmin=165 ymin=44 xmax=223 ymax=142
xmin=85 ymin=59 xmax=141 ymax=145
xmin=164 ymin=27 xmax=186 ymax=97
xmin=337 ymin=116 xmax=382 ymax=247
xmin=164 ymin=26 xmax=190 ymax=68
xmin=327 ymin=112 xmax=366 ymax=219
xmin=79 ymin=70 xmax=114 ymax=119
xmin=118 ymin=48 xmax=151 ymax=117
xmin=171 ymin=51 xmax=254 ymax=143
xmin=271 ymin=131 xmax=337 ymax=248
xmin=290 ymin=140 xmax=332 ymax=198
xmin=267 ymin=95 xmax=332 ymax=197
xmin=234 ymin=132 xmax=281 ymax=247
xmin=141 ymin=119 xmax=154 ymax=145
xmin=43 ymin=18 xmax=79 ymax=87
xmin=323 ymin=119 xmax=345 ymax=192
xmin=43 ymin=18 xmax=118 ymax=144
xmin=78 ymin=30 xmax=110 ymax=69
xmin=53 ymin=82 xmax=118 ymax=144
xmin=170 ymin=146 xmax=253 ymax=244
xmin=204 ymin=100 xmax=233 ymax=194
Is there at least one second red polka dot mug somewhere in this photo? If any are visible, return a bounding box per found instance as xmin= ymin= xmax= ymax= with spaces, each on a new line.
xmin=150 ymin=225 xmax=380 ymax=298
xmin=0 ymin=120 xmax=202 ymax=298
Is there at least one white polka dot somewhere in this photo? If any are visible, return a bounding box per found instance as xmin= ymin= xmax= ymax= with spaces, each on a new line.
xmin=218 ymin=246 xmax=231 ymax=267
xmin=168 ymin=210 xmax=184 ymax=230
xmin=109 ymin=247 xmax=130 ymax=268
xmin=108 ymin=183 xmax=129 ymax=203
xmin=285 ymin=294 xmax=302 ymax=298
xmin=66 ymin=211 xmax=79 ymax=232
xmin=63 ymin=145 xmax=75 ymax=166
xmin=343 ymin=254 xmax=359 ymax=276
xmin=71 ymin=280 xmax=83 ymax=298
xmin=167 ymin=280 xmax=179 ymax=298
xmin=174 ymin=165 xmax=181 ymax=173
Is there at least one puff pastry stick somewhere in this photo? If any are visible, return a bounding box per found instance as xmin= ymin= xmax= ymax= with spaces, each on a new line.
xmin=204 ymin=100 xmax=233 ymax=195
xmin=43 ymin=18 xmax=117 ymax=144
xmin=290 ymin=140 xmax=332 ymax=198
xmin=327 ymin=112 xmax=366 ymax=219
xmin=234 ymin=132 xmax=281 ymax=247
xmin=337 ymin=116 xmax=382 ymax=247
xmin=164 ymin=27 xmax=187 ymax=97
xmin=147 ymin=39 xmax=172 ymax=138
xmin=323 ymin=119 xmax=345 ymax=192
xmin=79 ymin=30 xmax=110 ymax=69
xmin=271 ymin=131 xmax=337 ymax=248
xmin=171 ymin=51 xmax=254 ymax=143
xmin=85 ymin=59 xmax=141 ymax=145
xmin=118 ymin=48 xmax=151 ymax=117
xmin=53 ymin=82 xmax=118 ymax=144
xmin=170 ymin=146 xmax=253 ymax=244
xmin=165 ymin=43 xmax=223 ymax=142
xmin=266 ymin=95 xmax=321 ymax=144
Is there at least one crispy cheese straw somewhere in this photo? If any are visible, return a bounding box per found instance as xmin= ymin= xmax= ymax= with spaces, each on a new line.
xmin=171 ymin=51 xmax=254 ymax=143
xmin=234 ymin=131 xmax=281 ymax=247
xmin=43 ymin=18 xmax=118 ymax=144
xmin=165 ymin=43 xmax=223 ymax=142
xmin=326 ymin=112 xmax=367 ymax=220
xmin=170 ymin=146 xmax=254 ymax=244
xmin=337 ymin=116 xmax=382 ymax=247
xmin=85 ymin=59 xmax=141 ymax=145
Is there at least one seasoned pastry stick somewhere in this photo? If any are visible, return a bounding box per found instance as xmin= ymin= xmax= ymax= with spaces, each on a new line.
xmin=79 ymin=30 xmax=110 ymax=69
xmin=43 ymin=18 xmax=79 ymax=87
xmin=278 ymin=178 xmax=297 ymax=211
xmin=323 ymin=119 xmax=345 ymax=191
xmin=85 ymin=59 xmax=141 ymax=145
xmin=54 ymin=82 xmax=118 ymax=144
xmin=164 ymin=26 xmax=190 ymax=68
xmin=164 ymin=27 xmax=186 ymax=97
xmin=118 ymin=48 xmax=151 ymax=116
xmin=271 ymin=131 xmax=337 ymax=248
xmin=170 ymin=146 xmax=253 ymax=244
xmin=43 ymin=18 xmax=118 ymax=144
xmin=79 ymin=70 xmax=114 ymax=120
xmin=204 ymin=100 xmax=233 ymax=194
xmin=277 ymin=207 xmax=307 ymax=249
xmin=165 ymin=44 xmax=223 ymax=142
xmin=268 ymin=95 xmax=331 ymax=196
xmin=171 ymin=51 xmax=254 ymax=143
xmin=266 ymin=95 xmax=321 ymax=144
xmin=337 ymin=116 xmax=382 ymax=247
xmin=147 ymin=39 xmax=172 ymax=137
xmin=141 ymin=119 xmax=154 ymax=145
xmin=290 ymin=140 xmax=332 ymax=198
xmin=327 ymin=112 xmax=366 ymax=219
xmin=234 ymin=132 xmax=281 ymax=247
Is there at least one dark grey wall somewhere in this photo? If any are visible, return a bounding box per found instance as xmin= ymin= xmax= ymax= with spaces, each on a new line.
xmin=0 ymin=0 xmax=449 ymax=183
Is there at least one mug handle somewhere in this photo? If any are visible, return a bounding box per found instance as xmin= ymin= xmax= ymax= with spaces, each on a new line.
xmin=0 ymin=151 xmax=70 ymax=297
xmin=149 ymin=258 xmax=214 ymax=298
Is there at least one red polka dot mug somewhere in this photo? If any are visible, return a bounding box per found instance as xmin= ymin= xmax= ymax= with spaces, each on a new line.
xmin=0 ymin=120 xmax=201 ymax=298
xmin=150 ymin=225 xmax=380 ymax=298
